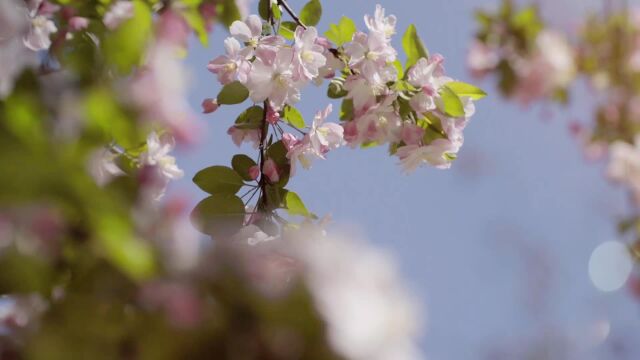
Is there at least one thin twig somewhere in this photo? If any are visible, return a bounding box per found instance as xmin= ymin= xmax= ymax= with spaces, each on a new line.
xmin=277 ymin=0 xmax=307 ymax=29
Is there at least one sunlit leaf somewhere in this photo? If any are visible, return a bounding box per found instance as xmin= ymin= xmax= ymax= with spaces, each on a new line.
xmin=402 ymin=24 xmax=429 ymax=69
xmin=103 ymin=0 xmax=152 ymax=73
xmin=283 ymin=105 xmax=305 ymax=128
xmin=284 ymin=191 xmax=310 ymax=217
xmin=445 ymin=81 xmax=487 ymax=100
xmin=325 ymin=16 xmax=356 ymax=46
xmin=300 ymin=0 xmax=322 ymax=26
xmin=438 ymin=87 xmax=465 ymax=117
xmin=279 ymin=21 xmax=297 ymax=41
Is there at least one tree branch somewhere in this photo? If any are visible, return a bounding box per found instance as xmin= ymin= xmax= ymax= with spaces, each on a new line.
xmin=277 ymin=0 xmax=307 ymax=29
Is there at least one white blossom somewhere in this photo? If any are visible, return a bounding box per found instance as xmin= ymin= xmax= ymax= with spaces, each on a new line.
xmin=285 ymin=231 xmax=424 ymax=360
xmin=103 ymin=1 xmax=134 ymax=30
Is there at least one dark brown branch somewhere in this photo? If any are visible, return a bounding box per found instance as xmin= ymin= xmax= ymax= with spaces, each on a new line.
xmin=277 ymin=0 xmax=307 ymax=29
xmin=256 ymin=100 xmax=271 ymax=212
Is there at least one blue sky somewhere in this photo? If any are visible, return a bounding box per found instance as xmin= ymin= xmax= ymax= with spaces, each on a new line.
xmin=172 ymin=0 xmax=640 ymax=358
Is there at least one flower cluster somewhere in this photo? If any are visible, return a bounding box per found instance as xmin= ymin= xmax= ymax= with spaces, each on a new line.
xmin=202 ymin=5 xmax=486 ymax=236
xmin=468 ymin=1 xmax=575 ymax=105
xmin=470 ymin=1 xmax=640 ymax=283
xmin=333 ymin=6 xmax=484 ymax=173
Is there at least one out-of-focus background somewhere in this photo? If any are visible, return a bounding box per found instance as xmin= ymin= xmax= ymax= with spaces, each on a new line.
xmin=173 ymin=0 xmax=640 ymax=358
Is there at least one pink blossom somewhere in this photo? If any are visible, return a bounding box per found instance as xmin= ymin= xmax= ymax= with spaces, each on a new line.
xmin=407 ymin=58 xmax=451 ymax=114
xmin=266 ymin=103 xmax=280 ymax=124
xmin=131 ymin=44 xmax=199 ymax=143
xmin=400 ymin=124 xmax=425 ymax=145
xmin=293 ymin=26 xmax=327 ymax=81
xmin=0 ymin=0 xmax=29 ymax=42
xmin=364 ymin=4 xmax=397 ymax=39
xmin=396 ymin=139 xmax=458 ymax=173
xmin=88 ymin=147 xmax=125 ymax=186
xmin=229 ymin=15 xmax=284 ymax=59
xmin=103 ymin=1 xmax=134 ymax=30
xmin=282 ymin=132 xmax=301 ymax=151
xmin=207 ymin=37 xmax=251 ymax=85
xmin=344 ymin=76 xmax=378 ymax=111
xmin=200 ymin=3 xmax=217 ymax=32
xmin=247 ymin=47 xmax=302 ymax=109
xmin=156 ymin=10 xmax=190 ymax=48
xmin=201 ymin=98 xmax=219 ymax=114
xmin=467 ymin=41 xmax=499 ymax=78
xmin=308 ymin=104 xmax=344 ymax=157
xmin=607 ymin=137 xmax=640 ymax=203
xmin=139 ymin=132 xmax=184 ymax=182
xmin=230 ymin=15 xmax=262 ymax=45
xmin=512 ymin=31 xmax=575 ymax=105
xmin=68 ymin=17 xmax=89 ymax=32
xmin=23 ymin=2 xmax=58 ymax=51
xmin=227 ymin=126 xmax=261 ymax=148
xmin=248 ymin=165 xmax=260 ymax=180
xmin=342 ymin=54 xmax=397 ymax=112
xmin=286 ymin=136 xmax=318 ymax=175
xmin=344 ymin=31 xmax=396 ymax=73
xmin=343 ymin=122 xmax=359 ymax=143
xmin=263 ymin=158 xmax=280 ymax=183
xmin=345 ymin=95 xmax=401 ymax=146
xmin=0 ymin=0 xmax=37 ymax=98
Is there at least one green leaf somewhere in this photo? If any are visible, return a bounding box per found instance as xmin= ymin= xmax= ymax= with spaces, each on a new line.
xmin=232 ymin=154 xmax=257 ymax=181
xmin=258 ymin=0 xmax=270 ymax=20
xmin=217 ymin=0 xmax=241 ymax=28
xmin=193 ymin=166 xmax=245 ymax=194
xmin=402 ymin=24 xmax=429 ymax=69
xmin=217 ymin=81 xmax=249 ymax=105
xmin=182 ymin=7 xmax=208 ymax=46
xmin=235 ymin=105 xmax=264 ymax=129
xmin=190 ymin=195 xmax=245 ymax=236
xmin=271 ymin=3 xmax=282 ymax=20
xmin=361 ymin=141 xmax=379 ymax=149
xmin=325 ymin=16 xmax=356 ymax=46
xmin=327 ymin=78 xmax=348 ymax=99
xmin=103 ymin=0 xmax=152 ymax=73
xmin=445 ymin=81 xmax=487 ymax=100
xmin=438 ymin=87 xmax=465 ymax=117
xmin=300 ymin=0 xmax=322 ymax=26
xmin=283 ymin=105 xmax=305 ymax=128
xmin=340 ymin=99 xmax=354 ymax=121
xmin=97 ymin=215 xmax=155 ymax=280
xmin=284 ymin=191 xmax=310 ymax=217
xmin=392 ymin=60 xmax=405 ymax=80
xmin=279 ymin=21 xmax=297 ymax=41
xmin=265 ymin=185 xmax=287 ymax=210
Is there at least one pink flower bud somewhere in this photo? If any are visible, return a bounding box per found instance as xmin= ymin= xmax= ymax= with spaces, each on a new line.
xmin=263 ymin=159 xmax=279 ymax=183
xmin=248 ymin=165 xmax=260 ymax=180
xmin=266 ymin=104 xmax=280 ymax=124
xmin=201 ymin=98 xmax=219 ymax=114
xmin=69 ymin=17 xmax=89 ymax=31
xmin=343 ymin=122 xmax=358 ymax=143
xmin=200 ymin=3 xmax=217 ymax=32
xmin=282 ymin=133 xmax=300 ymax=151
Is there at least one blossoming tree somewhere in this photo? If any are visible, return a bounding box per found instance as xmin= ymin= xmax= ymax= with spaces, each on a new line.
xmin=0 ymin=0 xmax=484 ymax=357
